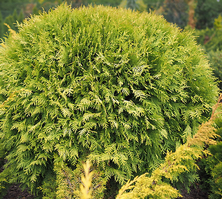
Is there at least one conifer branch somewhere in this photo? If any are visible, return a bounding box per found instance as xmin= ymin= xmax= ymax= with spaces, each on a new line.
xmin=117 ymin=96 xmax=222 ymax=199
xmin=80 ymin=160 xmax=93 ymax=199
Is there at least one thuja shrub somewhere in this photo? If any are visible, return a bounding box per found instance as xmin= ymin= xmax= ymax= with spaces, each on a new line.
xmin=0 ymin=4 xmax=219 ymax=196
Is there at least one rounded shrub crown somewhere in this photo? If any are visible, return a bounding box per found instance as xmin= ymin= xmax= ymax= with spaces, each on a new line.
xmin=0 ymin=4 xmax=219 ymax=195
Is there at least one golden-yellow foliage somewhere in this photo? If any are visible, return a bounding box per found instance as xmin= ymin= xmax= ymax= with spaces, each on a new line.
xmin=80 ymin=160 xmax=94 ymax=199
xmin=116 ymin=95 xmax=222 ymax=199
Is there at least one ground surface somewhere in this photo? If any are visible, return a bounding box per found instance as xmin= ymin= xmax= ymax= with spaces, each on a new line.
xmin=178 ymin=184 xmax=208 ymax=199
xmin=2 ymin=183 xmax=208 ymax=199
xmin=3 ymin=185 xmax=35 ymax=199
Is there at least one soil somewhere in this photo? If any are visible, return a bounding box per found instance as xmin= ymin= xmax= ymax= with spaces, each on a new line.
xmin=2 ymin=184 xmax=35 ymax=199
xmin=1 ymin=183 xmax=209 ymax=199
xmin=177 ymin=184 xmax=208 ymax=199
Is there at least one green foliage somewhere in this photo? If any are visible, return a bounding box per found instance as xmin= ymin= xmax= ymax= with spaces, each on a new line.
xmin=199 ymin=113 xmax=222 ymax=199
xmin=3 ymin=10 xmax=19 ymax=35
xmin=0 ymin=0 xmax=27 ymax=19
xmin=119 ymin=0 xmax=147 ymax=11
xmin=211 ymin=162 xmax=222 ymax=198
xmin=207 ymin=50 xmax=222 ymax=90
xmin=53 ymin=158 xmax=106 ymax=199
xmin=0 ymin=12 xmax=3 ymax=38
xmin=0 ymin=8 xmax=25 ymax=39
xmin=87 ymin=0 xmax=120 ymax=7
xmin=0 ymin=145 xmax=10 ymax=199
xmin=18 ymin=10 xmax=25 ymax=22
xmin=214 ymin=14 xmax=222 ymax=30
xmin=117 ymin=110 xmax=219 ymax=199
xmin=163 ymin=0 xmax=189 ymax=29
xmin=194 ymin=28 xmax=214 ymax=48
xmin=194 ymin=27 xmax=222 ymax=52
xmin=205 ymin=29 xmax=222 ymax=52
xmin=193 ymin=17 xmax=222 ymax=89
xmin=79 ymin=160 xmax=94 ymax=199
xmin=144 ymin=0 xmax=164 ymax=11
xmin=0 ymin=3 xmax=219 ymax=197
xmin=195 ymin=0 xmax=222 ymax=29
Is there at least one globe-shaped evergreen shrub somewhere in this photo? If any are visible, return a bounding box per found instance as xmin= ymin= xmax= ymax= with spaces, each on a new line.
xmin=0 ymin=4 xmax=219 ymax=196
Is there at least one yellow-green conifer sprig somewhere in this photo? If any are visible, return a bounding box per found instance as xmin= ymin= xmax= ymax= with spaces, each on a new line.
xmin=117 ymin=95 xmax=222 ymax=199
xmin=80 ymin=160 xmax=93 ymax=199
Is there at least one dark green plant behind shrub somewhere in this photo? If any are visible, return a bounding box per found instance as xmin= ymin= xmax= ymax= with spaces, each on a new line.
xmin=193 ymin=27 xmax=222 ymax=90
xmin=207 ymin=50 xmax=222 ymax=90
xmin=204 ymin=29 xmax=222 ymax=52
xmin=0 ymin=4 xmax=219 ymax=196
xmin=194 ymin=28 xmax=222 ymax=52
xmin=195 ymin=0 xmax=222 ymax=29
